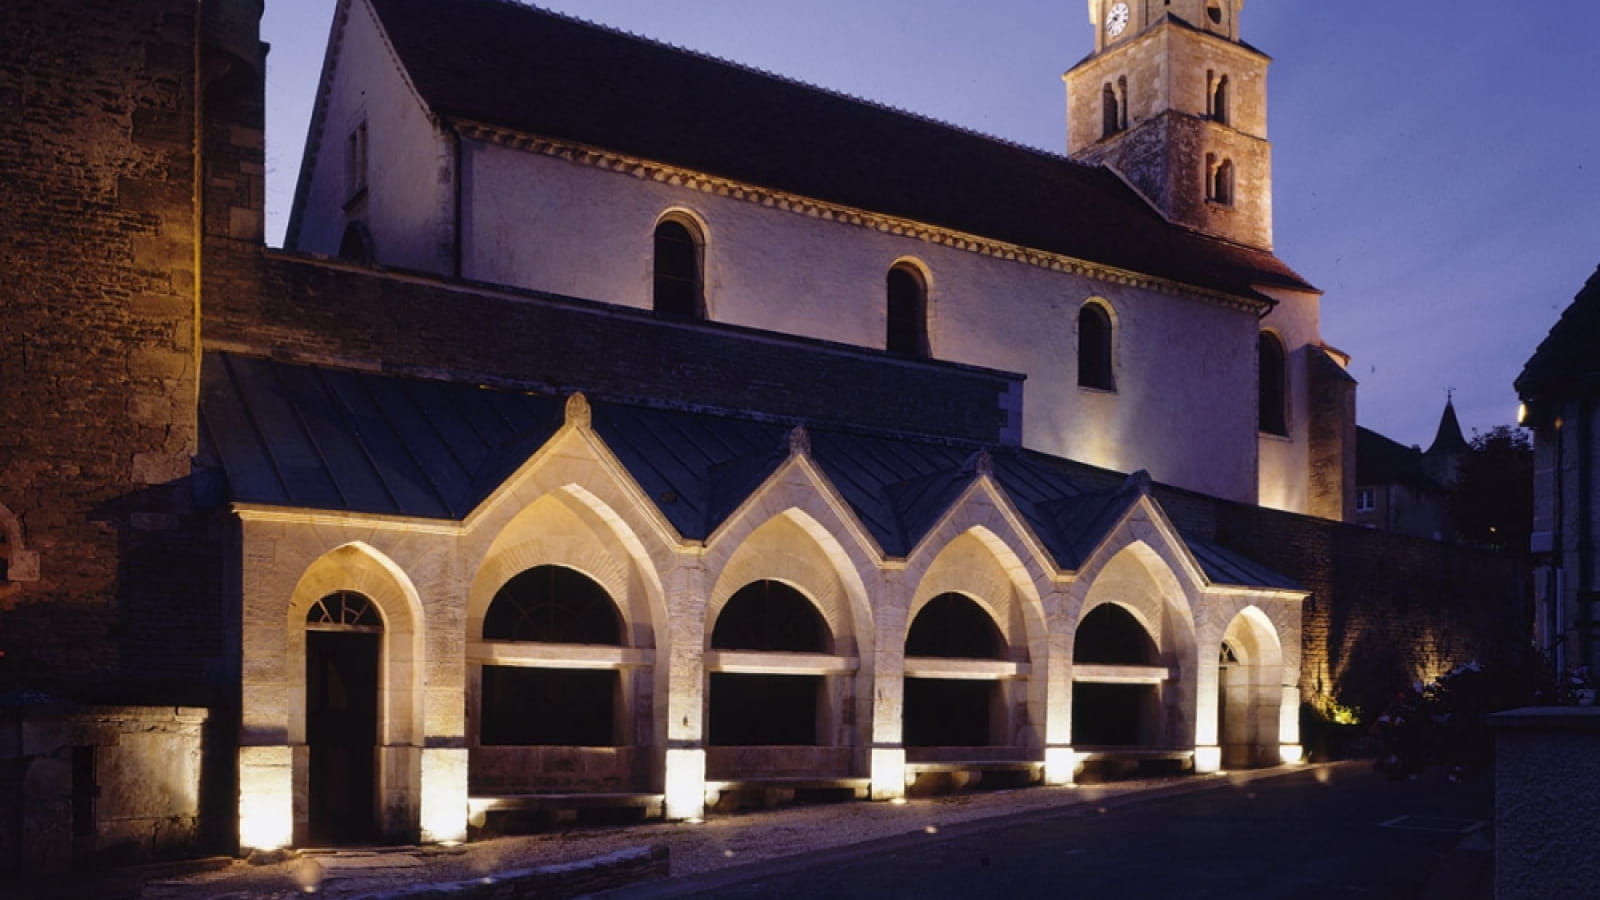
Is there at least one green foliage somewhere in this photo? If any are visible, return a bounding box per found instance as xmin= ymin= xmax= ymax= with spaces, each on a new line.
xmin=1372 ymin=649 xmax=1555 ymax=781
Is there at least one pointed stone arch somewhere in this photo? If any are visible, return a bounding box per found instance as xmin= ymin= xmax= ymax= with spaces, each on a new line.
xmin=281 ymin=542 xmax=426 ymax=844
xmin=1070 ymin=534 xmax=1202 ymax=755
xmin=464 ymin=486 xmax=667 ymax=797
xmin=702 ymin=505 xmax=874 ymax=781
xmin=1214 ymin=604 xmax=1293 ymax=769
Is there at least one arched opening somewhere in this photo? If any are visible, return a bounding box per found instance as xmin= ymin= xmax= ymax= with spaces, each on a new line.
xmin=1072 ymin=604 xmax=1161 ymax=747
xmin=1208 ymin=156 xmax=1235 ymax=206
xmin=886 ymin=265 xmax=928 ymax=358
xmin=305 ymin=591 xmax=384 ymax=844
xmin=1078 ymin=302 xmax=1115 ymax=390
xmin=338 ymin=221 xmax=374 ymax=263
xmin=1101 ymin=82 xmax=1120 ymax=139
xmin=653 ymin=217 xmax=704 ymax=320
xmin=708 ymin=580 xmax=831 ymax=747
xmin=1219 ymin=610 xmax=1286 ymax=768
xmin=1258 ymin=332 xmax=1288 ymax=435
xmin=903 ymin=593 xmax=1007 ymax=748
xmin=1210 ymin=73 xmax=1229 ymax=126
xmin=478 ymin=566 xmax=625 ymax=750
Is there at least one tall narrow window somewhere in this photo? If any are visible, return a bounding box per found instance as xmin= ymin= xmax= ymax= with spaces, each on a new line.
xmin=1211 ymin=74 xmax=1229 ymax=125
xmin=653 ymin=217 xmax=704 ymax=320
xmin=1101 ymin=77 xmax=1128 ymax=139
xmin=886 ymin=265 xmax=928 ymax=358
xmin=345 ymin=120 xmax=368 ymax=201
xmin=1208 ymin=156 xmax=1235 ymax=205
xmin=1078 ymin=302 xmax=1115 ymax=390
xmin=1258 ymin=331 xmax=1287 ymax=435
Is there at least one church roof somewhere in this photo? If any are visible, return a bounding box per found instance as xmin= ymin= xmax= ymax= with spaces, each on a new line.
xmin=197 ymin=352 xmax=1296 ymax=589
xmin=360 ymin=0 xmax=1313 ymax=304
xmin=1516 ymin=263 xmax=1600 ymax=399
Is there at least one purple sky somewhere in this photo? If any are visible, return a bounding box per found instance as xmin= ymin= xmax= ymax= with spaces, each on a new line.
xmin=260 ymin=0 xmax=1600 ymax=449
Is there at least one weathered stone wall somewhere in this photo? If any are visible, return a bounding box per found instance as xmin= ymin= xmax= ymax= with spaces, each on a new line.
xmin=203 ymin=251 xmax=1024 ymax=446
xmin=0 ymin=704 xmax=211 ymax=875
xmin=0 ymin=0 xmax=264 ymax=873
xmin=0 ymin=0 xmax=207 ymax=700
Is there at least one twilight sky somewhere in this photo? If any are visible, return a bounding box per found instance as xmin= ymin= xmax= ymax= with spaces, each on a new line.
xmin=259 ymin=0 xmax=1600 ymax=449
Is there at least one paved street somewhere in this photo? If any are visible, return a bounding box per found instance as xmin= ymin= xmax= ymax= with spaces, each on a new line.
xmin=612 ymin=766 xmax=1492 ymax=900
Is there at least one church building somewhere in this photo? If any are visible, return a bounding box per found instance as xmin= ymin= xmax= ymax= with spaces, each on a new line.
xmin=8 ymin=0 xmax=1519 ymax=870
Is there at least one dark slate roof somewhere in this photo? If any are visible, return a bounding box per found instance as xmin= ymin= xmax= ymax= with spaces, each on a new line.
xmin=1356 ymin=426 xmax=1442 ymax=493
xmin=1424 ymin=399 xmax=1470 ymax=458
xmin=197 ymin=353 xmax=566 ymax=518
xmin=588 ymin=403 xmax=790 ymax=540
xmin=362 ymin=0 xmax=1313 ymax=303
xmin=198 ymin=353 xmax=1298 ymax=590
xmin=1516 ymin=264 xmax=1600 ymax=398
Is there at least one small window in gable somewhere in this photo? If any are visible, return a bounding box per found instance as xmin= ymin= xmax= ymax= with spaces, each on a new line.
xmin=1258 ymin=331 xmax=1288 ymax=435
xmin=345 ymin=120 xmax=368 ymax=202
xmin=1078 ymin=302 xmax=1115 ymax=391
xmin=653 ymin=217 xmax=705 ymax=320
xmin=886 ymin=264 xmax=928 ymax=358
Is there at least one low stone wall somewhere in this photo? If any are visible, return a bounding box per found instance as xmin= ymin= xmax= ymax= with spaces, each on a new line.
xmin=705 ymin=745 xmax=854 ymax=779
xmin=1490 ymin=707 xmax=1600 ymax=899
xmin=0 ymin=701 xmax=210 ymax=875
xmin=469 ymin=746 xmax=643 ymax=794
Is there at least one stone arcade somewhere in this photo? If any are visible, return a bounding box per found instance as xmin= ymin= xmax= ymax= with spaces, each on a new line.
xmin=0 ymin=0 xmax=1526 ymax=870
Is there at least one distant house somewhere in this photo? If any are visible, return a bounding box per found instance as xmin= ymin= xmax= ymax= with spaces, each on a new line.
xmin=1517 ymin=265 xmax=1600 ymax=672
xmin=1352 ymin=399 xmax=1471 ymax=542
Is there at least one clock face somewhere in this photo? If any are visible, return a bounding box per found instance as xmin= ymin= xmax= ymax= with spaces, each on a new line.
xmin=1106 ymin=2 xmax=1131 ymax=37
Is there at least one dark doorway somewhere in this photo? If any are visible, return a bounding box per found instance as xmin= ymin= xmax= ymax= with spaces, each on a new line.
xmin=307 ymin=630 xmax=380 ymax=844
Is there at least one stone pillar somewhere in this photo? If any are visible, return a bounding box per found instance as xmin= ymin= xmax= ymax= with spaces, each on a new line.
xmin=1490 ymin=707 xmax=1600 ymax=898
xmin=662 ymin=563 xmax=708 ymax=819
xmin=868 ymin=573 xmax=908 ymax=800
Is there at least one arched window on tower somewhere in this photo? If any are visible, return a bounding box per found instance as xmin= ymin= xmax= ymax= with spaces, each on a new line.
xmin=1209 ymin=73 xmax=1229 ymax=126
xmin=1207 ymin=156 xmax=1235 ymax=206
xmin=1258 ymin=331 xmax=1288 ymax=436
xmin=886 ymin=264 xmax=928 ymax=358
xmin=653 ymin=217 xmax=704 ymax=320
xmin=1101 ymin=77 xmax=1128 ymax=139
xmin=1078 ymin=302 xmax=1115 ymax=391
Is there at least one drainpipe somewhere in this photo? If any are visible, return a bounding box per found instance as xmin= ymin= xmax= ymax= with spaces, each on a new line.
xmin=1579 ymin=393 xmax=1595 ymax=667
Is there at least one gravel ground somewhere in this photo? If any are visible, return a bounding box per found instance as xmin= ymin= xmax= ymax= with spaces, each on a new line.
xmin=132 ymin=767 xmax=1320 ymax=899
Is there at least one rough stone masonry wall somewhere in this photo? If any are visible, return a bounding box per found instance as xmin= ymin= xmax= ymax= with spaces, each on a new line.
xmin=0 ymin=0 xmax=266 ymax=874
xmin=0 ymin=0 xmax=220 ymax=704
xmin=1155 ymin=484 xmax=1528 ymax=719
xmin=201 ymin=249 xmax=1023 ymax=446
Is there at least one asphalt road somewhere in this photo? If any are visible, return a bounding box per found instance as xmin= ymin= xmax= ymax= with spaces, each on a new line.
xmin=613 ymin=766 xmax=1493 ymax=900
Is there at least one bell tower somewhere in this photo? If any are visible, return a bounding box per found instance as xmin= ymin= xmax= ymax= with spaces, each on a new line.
xmin=1064 ymin=0 xmax=1272 ymax=249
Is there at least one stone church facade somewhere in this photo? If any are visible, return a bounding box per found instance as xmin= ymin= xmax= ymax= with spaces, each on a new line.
xmin=1 ymin=0 xmax=1523 ymax=871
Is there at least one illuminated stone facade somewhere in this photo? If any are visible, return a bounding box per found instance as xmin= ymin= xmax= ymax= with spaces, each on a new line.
xmin=288 ymin=0 xmax=1352 ymax=518
xmin=0 ymin=0 xmax=1527 ymax=871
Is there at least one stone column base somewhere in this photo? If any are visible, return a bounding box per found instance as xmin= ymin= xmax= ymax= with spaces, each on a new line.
xmin=870 ymin=747 xmax=907 ymax=800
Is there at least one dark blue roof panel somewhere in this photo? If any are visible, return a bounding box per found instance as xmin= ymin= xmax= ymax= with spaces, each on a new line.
xmin=198 ymin=354 xmax=1300 ymax=591
xmin=198 ymin=353 xmax=565 ymax=519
